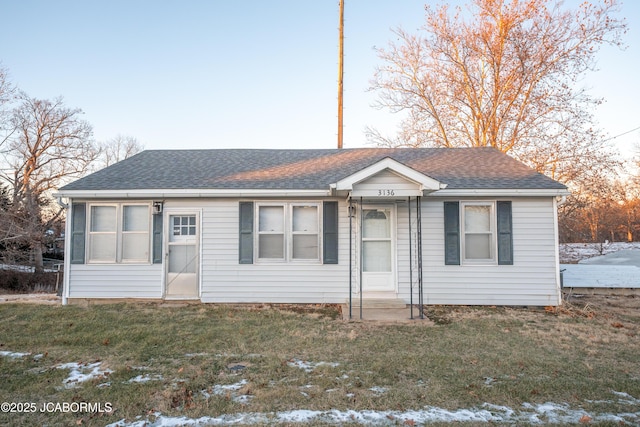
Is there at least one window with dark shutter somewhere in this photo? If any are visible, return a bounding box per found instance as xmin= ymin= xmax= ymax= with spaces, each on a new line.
xmin=443 ymin=201 xmax=460 ymax=265
xmin=497 ymin=201 xmax=513 ymax=265
xmin=239 ymin=202 xmax=254 ymax=264
xmin=323 ymin=201 xmax=338 ymax=264
xmin=152 ymin=213 xmax=163 ymax=264
xmin=70 ymin=203 xmax=86 ymax=264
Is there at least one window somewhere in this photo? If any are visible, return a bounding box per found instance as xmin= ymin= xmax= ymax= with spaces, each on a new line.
xmin=256 ymin=203 xmax=320 ymax=262
xmin=463 ymin=203 xmax=494 ymax=262
xmin=461 ymin=202 xmax=495 ymax=264
xmin=88 ymin=203 xmax=151 ymax=263
xmin=444 ymin=201 xmax=513 ymax=266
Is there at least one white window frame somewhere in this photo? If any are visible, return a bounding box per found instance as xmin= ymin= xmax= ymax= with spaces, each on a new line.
xmin=87 ymin=202 xmax=152 ymax=264
xmin=255 ymin=202 xmax=321 ymax=264
xmin=460 ymin=201 xmax=497 ymax=266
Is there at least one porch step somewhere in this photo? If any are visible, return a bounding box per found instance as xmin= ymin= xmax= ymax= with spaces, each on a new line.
xmin=347 ymin=298 xmax=407 ymax=309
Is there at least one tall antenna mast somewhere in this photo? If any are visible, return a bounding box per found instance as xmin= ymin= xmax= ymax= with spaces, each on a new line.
xmin=337 ymin=0 xmax=344 ymax=149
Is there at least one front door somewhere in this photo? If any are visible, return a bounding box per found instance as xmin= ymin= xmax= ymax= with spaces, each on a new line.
xmin=165 ymin=213 xmax=199 ymax=299
xmin=361 ymin=207 xmax=395 ymax=293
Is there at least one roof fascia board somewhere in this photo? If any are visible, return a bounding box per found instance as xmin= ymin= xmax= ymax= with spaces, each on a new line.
xmin=54 ymin=189 xmax=332 ymax=199
xmin=334 ymin=157 xmax=444 ymax=191
xmin=429 ymin=188 xmax=570 ymax=197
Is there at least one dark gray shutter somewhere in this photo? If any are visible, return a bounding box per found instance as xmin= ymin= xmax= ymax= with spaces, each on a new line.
xmin=239 ymin=202 xmax=254 ymax=264
xmin=443 ymin=201 xmax=460 ymax=265
xmin=70 ymin=203 xmax=86 ymax=264
xmin=497 ymin=201 xmax=513 ymax=265
xmin=152 ymin=213 xmax=163 ymax=264
xmin=323 ymin=201 xmax=338 ymax=264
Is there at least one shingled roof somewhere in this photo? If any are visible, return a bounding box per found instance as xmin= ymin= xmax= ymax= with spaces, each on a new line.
xmin=59 ymin=147 xmax=567 ymax=192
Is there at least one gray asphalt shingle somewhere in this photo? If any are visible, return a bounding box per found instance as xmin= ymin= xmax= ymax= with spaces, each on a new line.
xmin=59 ymin=147 xmax=567 ymax=191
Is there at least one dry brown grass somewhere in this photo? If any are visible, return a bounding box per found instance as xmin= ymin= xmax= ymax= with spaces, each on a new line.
xmin=0 ymin=294 xmax=638 ymax=426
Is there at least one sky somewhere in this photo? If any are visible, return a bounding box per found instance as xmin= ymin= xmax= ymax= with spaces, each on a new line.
xmin=2 ymin=0 xmax=639 ymax=158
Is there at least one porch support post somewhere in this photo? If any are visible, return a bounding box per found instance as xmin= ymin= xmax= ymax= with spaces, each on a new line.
xmin=417 ymin=195 xmax=424 ymax=319
xmin=348 ymin=197 xmax=353 ymax=320
xmin=359 ymin=196 xmax=363 ymax=320
xmin=408 ymin=196 xmax=414 ymax=320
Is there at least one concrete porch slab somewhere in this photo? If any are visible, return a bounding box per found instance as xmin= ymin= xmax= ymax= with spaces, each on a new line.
xmin=341 ymin=304 xmax=434 ymax=324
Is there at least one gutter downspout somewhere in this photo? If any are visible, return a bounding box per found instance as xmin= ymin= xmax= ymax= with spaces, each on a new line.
xmin=57 ymin=197 xmax=71 ymax=306
xmin=553 ymin=195 xmax=567 ymax=306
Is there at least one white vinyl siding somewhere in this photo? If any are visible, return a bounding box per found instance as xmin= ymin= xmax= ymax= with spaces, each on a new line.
xmin=67 ymin=264 xmax=162 ymax=298
xmin=67 ymin=196 xmax=560 ymax=306
xmin=410 ymin=197 xmax=560 ymax=306
xmin=188 ymin=198 xmax=347 ymax=303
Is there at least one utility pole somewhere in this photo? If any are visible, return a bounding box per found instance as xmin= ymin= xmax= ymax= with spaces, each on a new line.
xmin=337 ymin=0 xmax=344 ymax=149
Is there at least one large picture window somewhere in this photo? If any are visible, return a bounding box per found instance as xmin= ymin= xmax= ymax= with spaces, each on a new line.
xmin=256 ymin=203 xmax=320 ymax=262
xmin=88 ymin=203 xmax=151 ymax=263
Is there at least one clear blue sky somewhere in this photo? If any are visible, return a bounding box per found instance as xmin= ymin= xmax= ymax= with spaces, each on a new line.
xmin=2 ymin=0 xmax=639 ymax=157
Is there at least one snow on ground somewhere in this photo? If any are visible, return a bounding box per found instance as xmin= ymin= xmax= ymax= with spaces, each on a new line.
xmin=126 ymin=374 xmax=164 ymax=384
xmin=560 ymin=243 xmax=640 ymax=288
xmin=200 ymin=379 xmax=253 ymax=404
xmin=287 ymin=358 xmax=340 ymax=372
xmin=559 ymin=242 xmax=640 ymax=264
xmin=0 ymin=350 xmax=31 ymax=359
xmin=105 ymin=390 xmax=640 ymax=426
xmin=56 ymin=361 xmax=113 ymax=389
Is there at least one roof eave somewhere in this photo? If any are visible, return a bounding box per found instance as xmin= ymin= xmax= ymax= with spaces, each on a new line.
xmin=429 ymin=188 xmax=570 ymax=197
xmin=54 ymin=188 xmax=333 ymax=199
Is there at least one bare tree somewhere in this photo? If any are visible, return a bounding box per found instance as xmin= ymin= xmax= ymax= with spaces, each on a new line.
xmin=368 ymin=0 xmax=626 ymax=186
xmin=95 ymin=134 xmax=144 ymax=170
xmin=0 ymin=93 xmax=98 ymax=272
xmin=0 ymin=65 xmax=16 ymax=147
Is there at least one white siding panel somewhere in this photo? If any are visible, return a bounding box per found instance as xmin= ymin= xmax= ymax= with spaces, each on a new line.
xmin=177 ymin=198 xmax=352 ymax=304
xmin=353 ymin=170 xmax=420 ymax=192
xmin=416 ymin=197 xmax=561 ymax=306
xmin=68 ymin=264 xmax=162 ymax=298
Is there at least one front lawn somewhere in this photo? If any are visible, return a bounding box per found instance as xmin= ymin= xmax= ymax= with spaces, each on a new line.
xmin=0 ymin=295 xmax=638 ymax=426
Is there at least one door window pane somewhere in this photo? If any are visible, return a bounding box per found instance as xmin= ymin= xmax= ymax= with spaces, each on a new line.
xmin=172 ymin=215 xmax=196 ymax=236
xmin=363 ymin=210 xmax=390 ymax=238
xmin=363 ymin=241 xmax=391 ymax=272
xmin=169 ymin=245 xmax=196 ymax=274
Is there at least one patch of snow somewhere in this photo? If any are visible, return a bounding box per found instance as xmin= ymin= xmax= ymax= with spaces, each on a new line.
xmin=611 ymin=391 xmax=640 ymax=405
xmin=106 ymin=390 xmax=640 ymax=426
xmin=560 ymin=242 xmax=640 ymax=264
xmin=201 ymin=379 xmax=248 ymax=399
xmin=287 ymin=358 xmax=340 ymax=372
xmin=369 ymin=386 xmax=388 ymax=394
xmin=233 ymin=395 xmax=254 ymax=404
xmin=97 ymin=382 xmax=111 ymax=388
xmin=0 ymin=350 xmax=31 ymax=359
xmin=32 ymin=353 xmax=44 ymax=361
xmin=56 ymin=362 xmax=113 ymax=389
xmin=127 ymin=374 xmax=164 ymax=383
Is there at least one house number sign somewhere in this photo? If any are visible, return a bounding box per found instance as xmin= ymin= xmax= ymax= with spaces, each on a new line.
xmin=378 ymin=189 xmax=396 ymax=196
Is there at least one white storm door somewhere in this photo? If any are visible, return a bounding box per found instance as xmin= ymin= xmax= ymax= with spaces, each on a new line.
xmin=361 ymin=207 xmax=395 ymax=293
xmin=165 ymin=213 xmax=199 ymax=298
